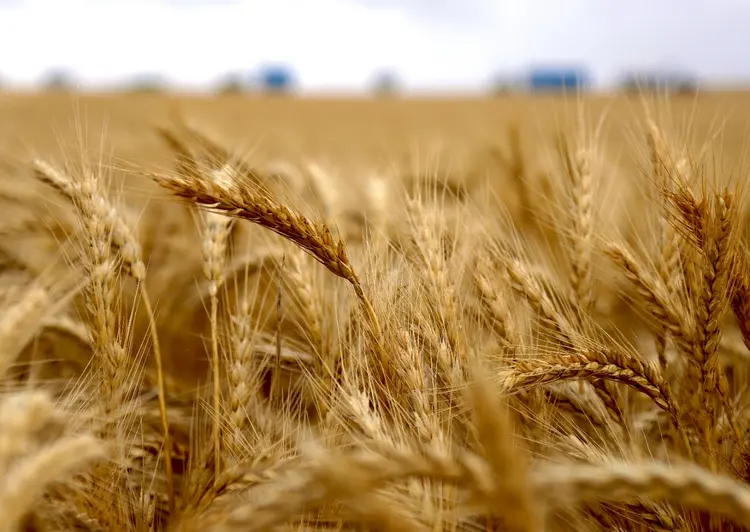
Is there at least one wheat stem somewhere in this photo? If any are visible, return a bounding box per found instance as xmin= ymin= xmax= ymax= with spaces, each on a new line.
xmin=140 ymin=286 xmax=174 ymax=514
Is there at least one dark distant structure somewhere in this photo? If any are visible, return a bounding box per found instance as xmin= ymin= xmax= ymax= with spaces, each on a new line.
xmin=40 ymin=69 xmax=77 ymax=91
xmin=258 ymin=65 xmax=295 ymax=94
xmin=527 ymin=67 xmax=589 ymax=92
xmin=216 ymin=72 xmax=247 ymax=95
xmin=371 ymin=70 xmax=400 ymax=97
xmin=489 ymin=72 xmax=522 ymax=95
xmin=125 ymin=73 xmax=168 ymax=93
xmin=619 ymin=71 xmax=698 ymax=95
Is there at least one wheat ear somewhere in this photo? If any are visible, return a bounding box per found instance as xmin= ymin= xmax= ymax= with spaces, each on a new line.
xmin=283 ymin=249 xmax=334 ymax=414
xmin=0 ymin=283 xmax=51 ymax=377
xmin=647 ymin=125 xmax=683 ymax=370
xmin=224 ymin=296 xmax=265 ymax=459
xmin=501 ymin=250 xmax=625 ymax=425
xmin=536 ymin=459 xmax=750 ymax=527
xmin=0 ymin=391 xmax=104 ymax=532
xmin=31 ymin=158 xmax=175 ymax=513
xmin=472 ymin=249 xmax=518 ymax=351
xmin=557 ymin=131 xmax=596 ymax=315
xmin=0 ymin=435 xmax=104 ymax=532
xmin=653 ymin=180 xmax=743 ymax=451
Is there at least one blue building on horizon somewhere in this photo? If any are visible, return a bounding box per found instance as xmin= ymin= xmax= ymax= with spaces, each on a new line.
xmin=257 ymin=65 xmax=295 ymax=94
xmin=527 ymin=67 xmax=589 ymax=92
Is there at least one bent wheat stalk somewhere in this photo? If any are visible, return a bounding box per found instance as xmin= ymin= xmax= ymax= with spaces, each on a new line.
xmin=148 ymin=170 xmax=390 ymax=384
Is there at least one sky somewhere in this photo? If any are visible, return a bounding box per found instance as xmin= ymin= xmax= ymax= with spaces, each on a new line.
xmin=0 ymin=0 xmax=748 ymax=93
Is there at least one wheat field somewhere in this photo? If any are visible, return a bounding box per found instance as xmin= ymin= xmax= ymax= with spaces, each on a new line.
xmin=3 ymin=91 xmax=750 ymax=531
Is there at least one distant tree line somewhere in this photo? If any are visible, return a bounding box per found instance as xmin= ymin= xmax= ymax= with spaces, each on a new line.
xmin=0 ymin=65 xmax=702 ymax=96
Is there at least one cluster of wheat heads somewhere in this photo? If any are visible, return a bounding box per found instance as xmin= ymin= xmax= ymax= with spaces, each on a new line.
xmin=4 ymin=110 xmax=750 ymax=532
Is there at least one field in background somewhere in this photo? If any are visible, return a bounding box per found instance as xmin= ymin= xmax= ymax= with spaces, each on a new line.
xmin=2 ymin=92 xmax=750 ymax=173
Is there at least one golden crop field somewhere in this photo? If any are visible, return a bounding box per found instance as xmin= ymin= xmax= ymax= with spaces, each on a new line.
xmin=2 ymin=91 xmax=749 ymax=168
xmin=3 ymin=91 xmax=750 ymax=532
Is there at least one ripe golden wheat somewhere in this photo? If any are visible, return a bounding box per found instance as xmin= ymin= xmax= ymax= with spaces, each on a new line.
xmin=3 ymin=103 xmax=750 ymax=532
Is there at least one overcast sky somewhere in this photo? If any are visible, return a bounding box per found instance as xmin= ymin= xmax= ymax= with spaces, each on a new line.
xmin=0 ymin=0 xmax=748 ymax=92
